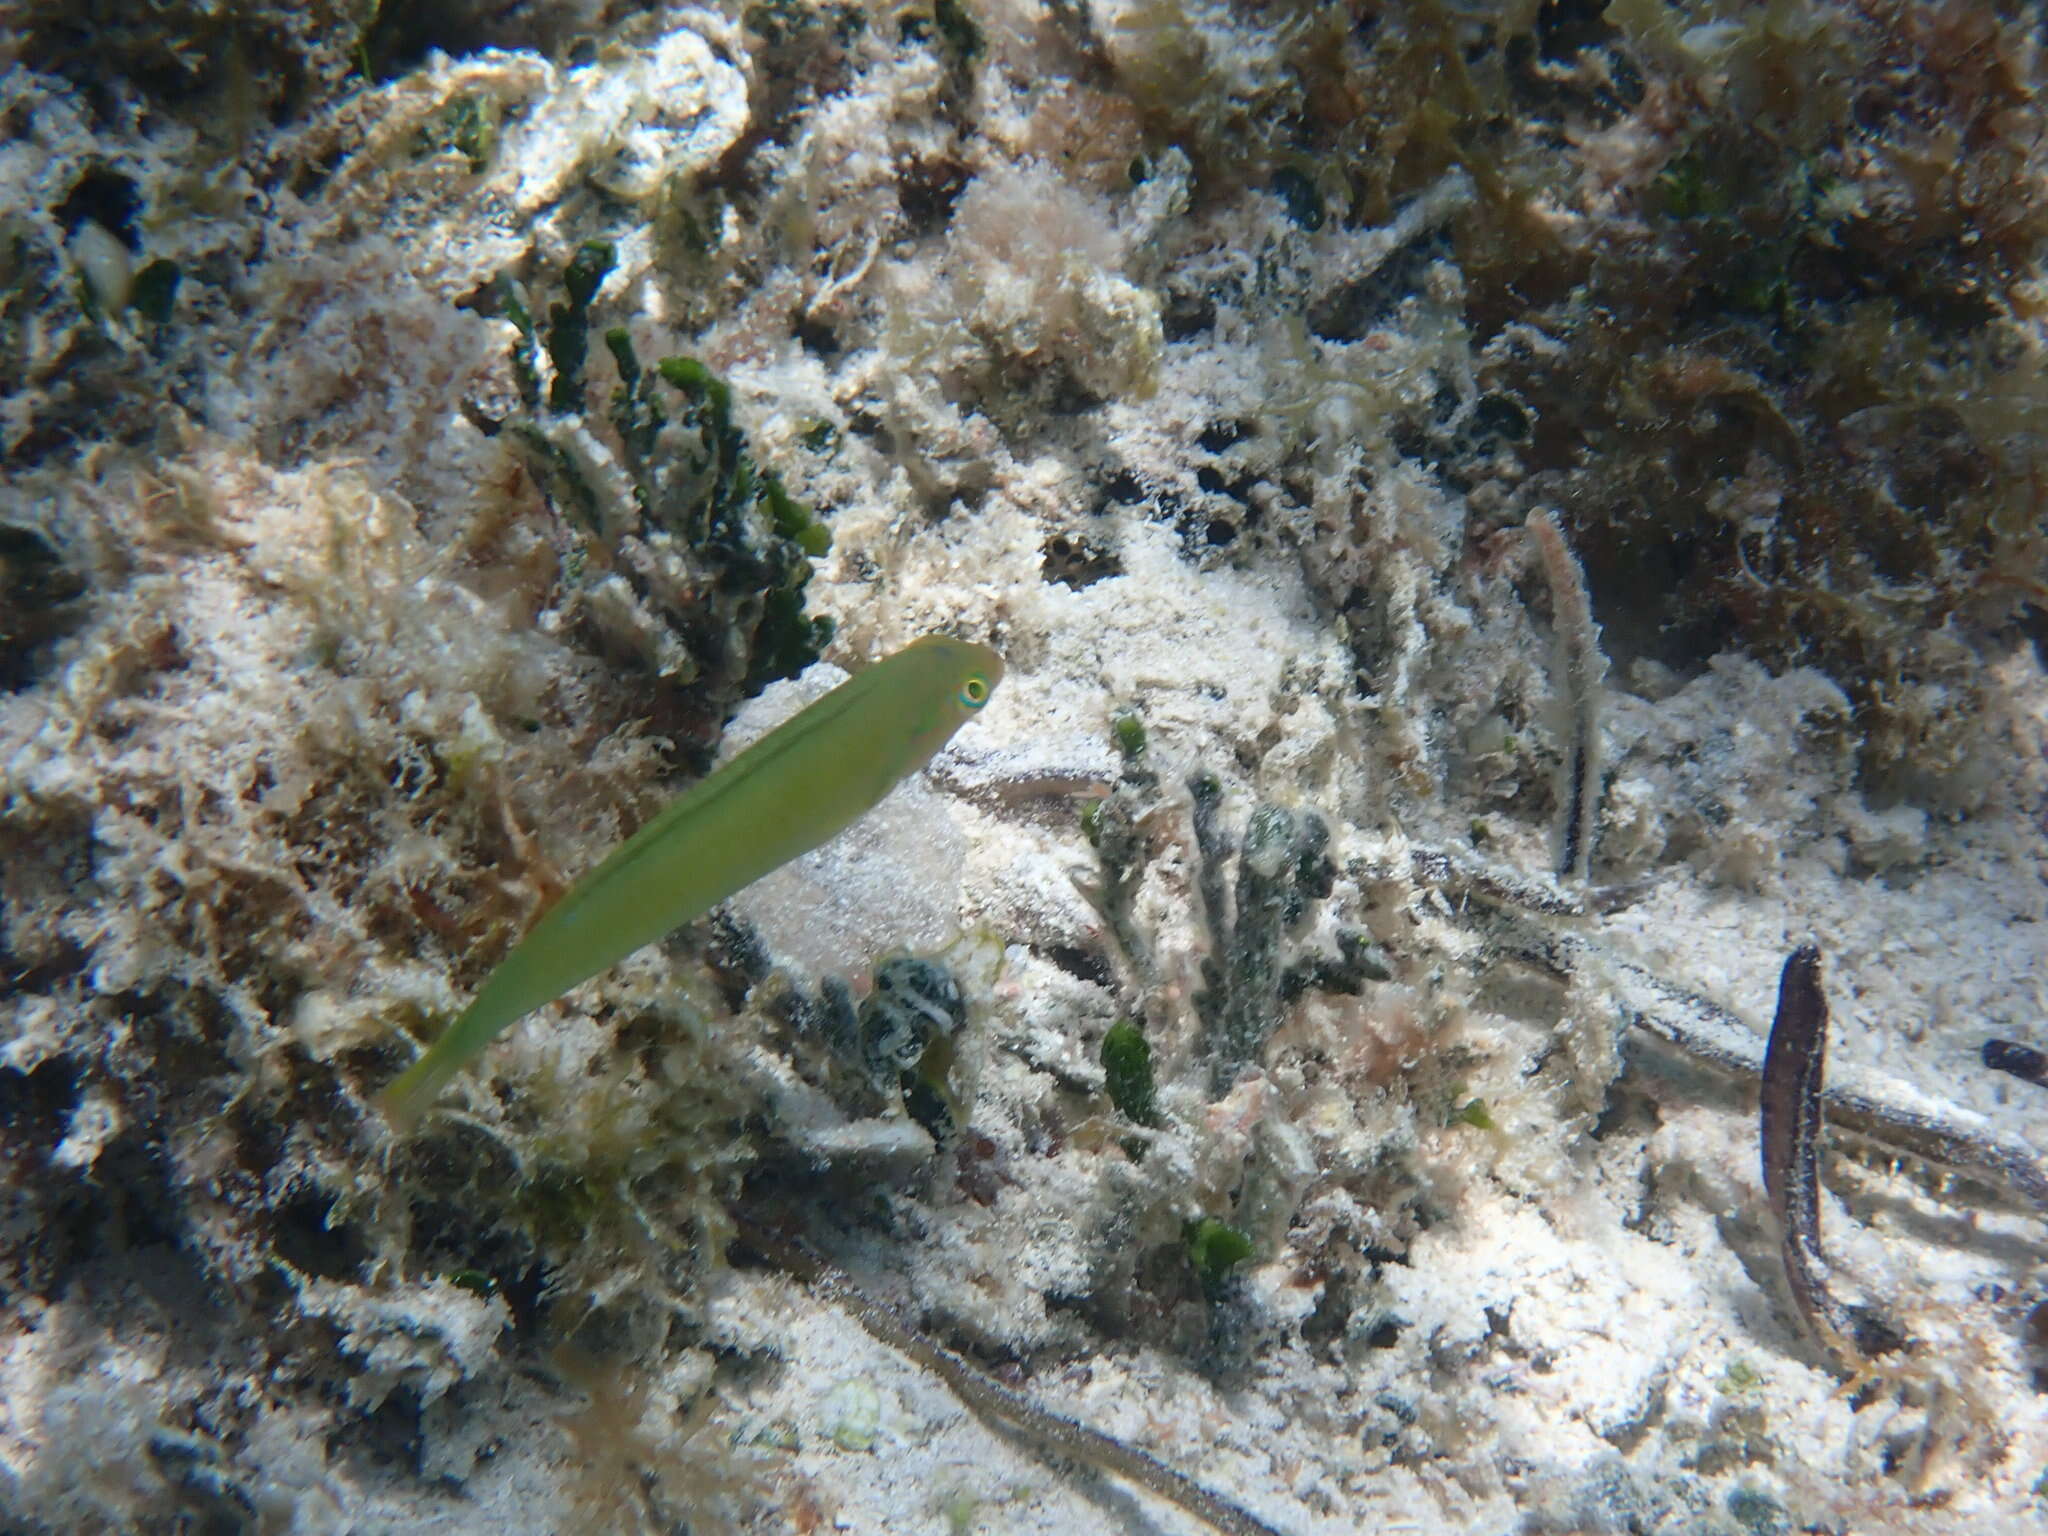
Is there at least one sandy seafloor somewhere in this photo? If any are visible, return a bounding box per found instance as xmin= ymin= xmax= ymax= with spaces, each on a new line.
xmin=3 ymin=4 xmax=2048 ymax=1534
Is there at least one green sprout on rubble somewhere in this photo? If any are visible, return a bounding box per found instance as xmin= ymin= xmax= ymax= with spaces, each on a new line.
xmin=1183 ymin=1217 xmax=1254 ymax=1297
xmin=548 ymin=240 xmax=613 ymax=413
xmin=1101 ymin=1020 xmax=1161 ymax=1127
xmin=411 ymin=95 xmax=498 ymax=174
xmin=1450 ymin=1096 xmax=1495 ymax=1131
xmin=1111 ymin=712 xmax=1148 ymax=760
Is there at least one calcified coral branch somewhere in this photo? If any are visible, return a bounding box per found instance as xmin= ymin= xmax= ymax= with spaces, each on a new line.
xmin=736 ymin=1219 xmax=1293 ymax=1536
xmin=1527 ymin=509 xmax=1608 ymax=885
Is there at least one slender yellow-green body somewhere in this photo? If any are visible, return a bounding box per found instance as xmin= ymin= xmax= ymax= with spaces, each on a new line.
xmin=379 ymin=635 xmax=1003 ymax=1128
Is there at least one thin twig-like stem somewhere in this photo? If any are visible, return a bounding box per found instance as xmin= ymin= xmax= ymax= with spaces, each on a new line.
xmin=737 ymin=1218 xmax=1292 ymax=1536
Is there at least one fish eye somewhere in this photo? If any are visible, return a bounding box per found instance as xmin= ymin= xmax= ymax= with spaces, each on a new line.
xmin=958 ymin=674 xmax=990 ymax=709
